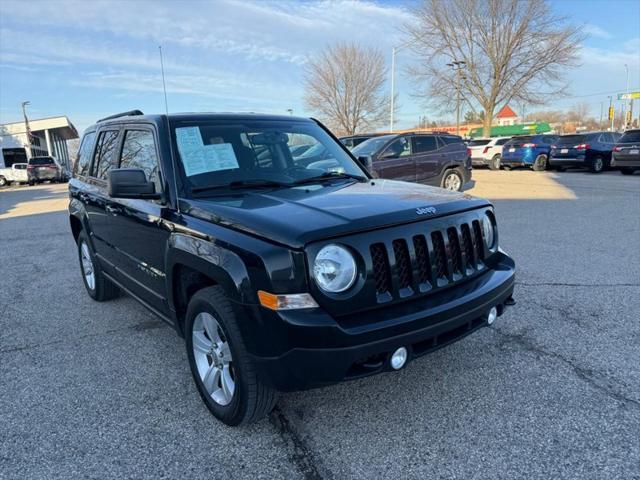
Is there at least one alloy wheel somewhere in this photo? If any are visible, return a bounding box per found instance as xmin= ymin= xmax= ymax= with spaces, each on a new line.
xmin=192 ymin=312 xmax=235 ymax=406
xmin=80 ymin=242 xmax=95 ymax=290
xmin=444 ymin=172 xmax=461 ymax=191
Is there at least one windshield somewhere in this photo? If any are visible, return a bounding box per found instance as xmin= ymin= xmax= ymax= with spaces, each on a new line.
xmin=352 ymin=135 xmax=395 ymax=157
xmin=468 ymin=139 xmax=490 ymax=146
xmin=171 ymin=120 xmax=366 ymax=194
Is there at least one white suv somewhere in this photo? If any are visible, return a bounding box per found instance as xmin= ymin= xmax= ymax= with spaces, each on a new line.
xmin=467 ymin=137 xmax=511 ymax=170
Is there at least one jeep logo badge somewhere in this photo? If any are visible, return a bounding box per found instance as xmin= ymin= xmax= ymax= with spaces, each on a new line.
xmin=416 ymin=206 xmax=437 ymax=216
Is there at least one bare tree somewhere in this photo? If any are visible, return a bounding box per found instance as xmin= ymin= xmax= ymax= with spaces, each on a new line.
xmin=304 ymin=42 xmax=391 ymax=136
xmin=404 ymin=0 xmax=584 ymax=136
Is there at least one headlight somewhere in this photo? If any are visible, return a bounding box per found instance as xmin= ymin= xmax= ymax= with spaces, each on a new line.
xmin=313 ymin=244 xmax=357 ymax=293
xmin=482 ymin=213 xmax=496 ymax=249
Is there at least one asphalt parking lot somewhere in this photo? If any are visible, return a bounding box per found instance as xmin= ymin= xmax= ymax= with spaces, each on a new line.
xmin=1 ymin=170 xmax=639 ymax=479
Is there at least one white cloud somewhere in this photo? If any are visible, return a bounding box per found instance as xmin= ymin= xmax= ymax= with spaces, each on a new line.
xmin=583 ymin=23 xmax=611 ymax=39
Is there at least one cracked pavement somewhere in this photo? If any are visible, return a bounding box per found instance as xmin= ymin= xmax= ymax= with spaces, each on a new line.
xmin=1 ymin=170 xmax=639 ymax=479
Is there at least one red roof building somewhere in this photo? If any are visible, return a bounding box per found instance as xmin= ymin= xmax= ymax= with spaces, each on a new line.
xmin=496 ymin=105 xmax=519 ymax=126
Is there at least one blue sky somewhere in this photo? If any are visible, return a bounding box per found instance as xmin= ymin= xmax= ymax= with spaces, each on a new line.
xmin=0 ymin=0 xmax=638 ymax=134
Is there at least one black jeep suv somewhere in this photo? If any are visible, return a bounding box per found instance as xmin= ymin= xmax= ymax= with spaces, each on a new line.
xmin=69 ymin=111 xmax=515 ymax=426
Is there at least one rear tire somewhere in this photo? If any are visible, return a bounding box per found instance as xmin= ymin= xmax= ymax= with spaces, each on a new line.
xmin=0 ymin=176 xmax=7 ymax=187
xmin=77 ymin=230 xmax=119 ymax=301
xmin=620 ymin=167 xmax=636 ymax=175
xmin=589 ymin=155 xmax=604 ymax=173
xmin=489 ymin=155 xmax=501 ymax=170
xmin=185 ymin=286 xmax=278 ymax=426
xmin=440 ymin=168 xmax=464 ymax=191
xmin=532 ymin=154 xmax=547 ymax=171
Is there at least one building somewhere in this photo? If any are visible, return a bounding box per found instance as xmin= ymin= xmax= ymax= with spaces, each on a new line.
xmin=0 ymin=116 xmax=78 ymax=168
xmin=495 ymin=105 xmax=519 ymax=126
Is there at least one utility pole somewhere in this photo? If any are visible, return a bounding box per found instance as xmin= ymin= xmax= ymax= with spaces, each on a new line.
xmin=447 ymin=61 xmax=466 ymax=136
xmin=608 ymin=96 xmax=614 ymax=131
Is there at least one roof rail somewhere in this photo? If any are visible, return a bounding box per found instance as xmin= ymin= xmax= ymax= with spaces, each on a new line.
xmin=97 ymin=110 xmax=144 ymax=123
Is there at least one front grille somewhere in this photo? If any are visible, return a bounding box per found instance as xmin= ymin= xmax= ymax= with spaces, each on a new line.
xmin=369 ymin=218 xmax=487 ymax=302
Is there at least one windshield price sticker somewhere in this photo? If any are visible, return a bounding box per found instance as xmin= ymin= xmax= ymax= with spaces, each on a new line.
xmin=176 ymin=127 xmax=239 ymax=176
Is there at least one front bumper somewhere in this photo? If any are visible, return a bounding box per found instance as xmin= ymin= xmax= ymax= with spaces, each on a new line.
xmin=250 ymin=251 xmax=515 ymax=391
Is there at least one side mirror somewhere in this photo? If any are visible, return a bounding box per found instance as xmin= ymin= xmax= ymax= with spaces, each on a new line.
xmin=356 ymin=155 xmax=379 ymax=178
xmin=379 ymin=150 xmax=397 ymax=160
xmin=108 ymin=168 xmax=161 ymax=200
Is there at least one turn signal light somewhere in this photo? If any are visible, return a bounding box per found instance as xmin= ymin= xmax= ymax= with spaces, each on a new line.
xmin=257 ymin=290 xmax=318 ymax=310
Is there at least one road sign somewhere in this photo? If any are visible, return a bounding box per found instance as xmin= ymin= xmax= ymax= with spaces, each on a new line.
xmin=608 ymin=106 xmax=614 ymax=120
xmin=618 ymin=92 xmax=640 ymax=100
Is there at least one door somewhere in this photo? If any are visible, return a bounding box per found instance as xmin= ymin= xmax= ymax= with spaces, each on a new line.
xmin=108 ymin=127 xmax=170 ymax=312
xmin=413 ymin=135 xmax=441 ymax=182
xmin=83 ymin=129 xmax=121 ymax=268
xmin=375 ymin=136 xmax=415 ymax=182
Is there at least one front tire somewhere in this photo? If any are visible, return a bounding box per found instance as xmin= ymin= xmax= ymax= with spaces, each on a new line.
xmin=77 ymin=231 xmax=119 ymax=301
xmin=185 ymin=286 xmax=277 ymax=426
xmin=489 ymin=155 xmax=501 ymax=170
xmin=441 ymin=168 xmax=464 ymax=191
xmin=532 ymin=154 xmax=547 ymax=171
xmin=0 ymin=176 xmax=7 ymax=187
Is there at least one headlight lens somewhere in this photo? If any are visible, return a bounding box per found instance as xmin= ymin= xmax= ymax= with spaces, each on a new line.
xmin=482 ymin=213 xmax=496 ymax=249
xmin=313 ymin=244 xmax=357 ymax=293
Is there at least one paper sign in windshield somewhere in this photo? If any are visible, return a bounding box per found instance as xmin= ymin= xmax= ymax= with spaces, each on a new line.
xmin=176 ymin=127 xmax=239 ymax=176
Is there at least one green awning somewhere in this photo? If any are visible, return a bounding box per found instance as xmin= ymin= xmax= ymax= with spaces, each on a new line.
xmin=469 ymin=123 xmax=551 ymax=138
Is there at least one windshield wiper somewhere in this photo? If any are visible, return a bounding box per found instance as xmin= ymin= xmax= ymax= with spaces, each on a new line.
xmin=191 ymin=179 xmax=291 ymax=193
xmin=292 ymin=171 xmax=367 ymax=185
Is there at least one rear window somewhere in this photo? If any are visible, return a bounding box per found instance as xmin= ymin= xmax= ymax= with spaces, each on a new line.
xmin=413 ymin=136 xmax=438 ymax=153
xmin=439 ymin=135 xmax=462 ymax=145
xmin=28 ymin=157 xmax=55 ymax=165
xmin=556 ymin=135 xmax=586 ymax=145
xmin=619 ymin=131 xmax=640 ymax=143
xmin=496 ymin=138 xmax=510 ymax=146
xmin=505 ymin=136 xmax=534 ymax=145
xmin=468 ymin=139 xmax=490 ymax=146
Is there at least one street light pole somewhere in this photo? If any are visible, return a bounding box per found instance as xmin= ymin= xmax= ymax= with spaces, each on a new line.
xmin=624 ymin=63 xmax=630 ymax=128
xmin=447 ymin=61 xmax=466 ymax=136
xmin=608 ymin=95 xmax=614 ymax=131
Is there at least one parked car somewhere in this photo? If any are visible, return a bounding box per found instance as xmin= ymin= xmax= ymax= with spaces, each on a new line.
xmin=468 ymin=137 xmax=511 ymax=170
xmin=611 ymin=129 xmax=640 ymax=175
xmin=549 ymin=131 xmax=620 ymax=173
xmin=289 ymin=144 xmax=313 ymax=157
xmin=500 ymin=134 xmax=558 ymax=171
xmin=351 ymin=132 xmax=472 ymax=191
xmin=0 ymin=163 xmax=29 ymax=187
xmin=27 ymin=156 xmax=64 ymax=184
xmin=69 ymin=110 xmax=515 ymax=426
xmin=340 ymin=134 xmax=383 ymax=150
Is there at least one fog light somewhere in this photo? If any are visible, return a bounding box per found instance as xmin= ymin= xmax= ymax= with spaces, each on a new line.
xmin=487 ymin=306 xmax=498 ymax=325
xmin=390 ymin=347 xmax=408 ymax=370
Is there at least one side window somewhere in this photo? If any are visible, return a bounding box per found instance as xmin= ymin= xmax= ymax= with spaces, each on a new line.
xmin=413 ymin=136 xmax=438 ymax=153
xmin=75 ymin=131 xmax=96 ymax=177
xmin=382 ymin=137 xmax=411 ymax=158
xmin=92 ymin=130 xmax=120 ymax=180
xmin=496 ymin=138 xmax=509 ymax=146
xmin=119 ymin=130 xmax=162 ymax=192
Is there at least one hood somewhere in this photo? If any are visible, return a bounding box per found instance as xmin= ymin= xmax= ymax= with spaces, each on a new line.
xmin=181 ymin=179 xmax=490 ymax=249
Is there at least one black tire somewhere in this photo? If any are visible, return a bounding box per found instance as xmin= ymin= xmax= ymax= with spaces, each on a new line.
xmin=620 ymin=167 xmax=636 ymax=175
xmin=0 ymin=176 xmax=7 ymax=187
xmin=589 ymin=155 xmax=604 ymax=173
xmin=489 ymin=154 xmax=501 ymax=170
xmin=532 ymin=154 xmax=547 ymax=171
xmin=440 ymin=168 xmax=464 ymax=191
xmin=185 ymin=286 xmax=278 ymax=426
xmin=77 ymin=230 xmax=119 ymax=301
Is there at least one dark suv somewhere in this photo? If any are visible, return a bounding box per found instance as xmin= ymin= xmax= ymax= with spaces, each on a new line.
xmin=351 ymin=132 xmax=472 ymax=191
xmin=612 ymin=129 xmax=640 ymax=175
xmin=69 ymin=111 xmax=515 ymax=426
xmin=27 ymin=156 xmax=63 ymax=184
xmin=549 ymin=131 xmax=621 ymax=173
